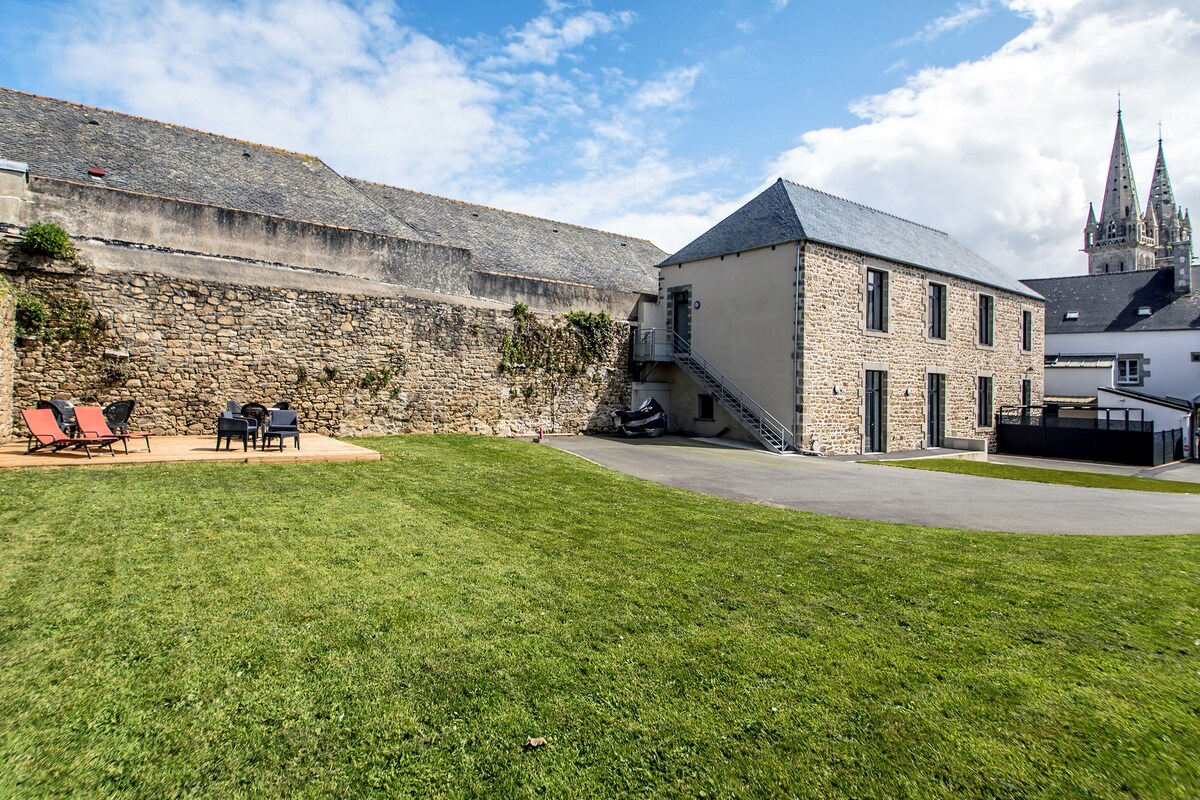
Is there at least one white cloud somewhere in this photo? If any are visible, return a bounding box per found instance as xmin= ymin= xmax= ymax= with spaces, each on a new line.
xmin=769 ymin=0 xmax=1200 ymax=278
xmin=490 ymin=7 xmax=635 ymax=67
xmin=43 ymin=0 xmax=518 ymax=189
xmin=897 ymin=1 xmax=997 ymax=46
xmin=632 ymin=65 xmax=703 ymax=110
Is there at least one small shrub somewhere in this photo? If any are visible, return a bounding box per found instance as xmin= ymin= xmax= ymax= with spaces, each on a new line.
xmin=15 ymin=294 xmax=48 ymax=338
xmin=19 ymin=222 xmax=77 ymax=260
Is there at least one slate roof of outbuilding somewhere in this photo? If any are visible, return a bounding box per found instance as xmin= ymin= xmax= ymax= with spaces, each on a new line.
xmin=349 ymin=179 xmax=663 ymax=294
xmin=1022 ymin=267 xmax=1200 ymax=334
xmin=660 ymin=178 xmax=1041 ymax=299
xmin=0 ymin=88 xmax=425 ymax=240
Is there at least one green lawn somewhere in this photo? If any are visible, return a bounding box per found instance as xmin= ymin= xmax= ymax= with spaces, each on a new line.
xmin=1 ymin=436 xmax=1198 ymax=799
xmin=867 ymin=456 xmax=1200 ymax=494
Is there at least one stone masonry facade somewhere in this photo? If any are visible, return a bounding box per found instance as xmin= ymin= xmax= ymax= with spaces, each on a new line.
xmin=4 ymin=263 xmax=630 ymax=441
xmin=799 ymin=242 xmax=1043 ymax=454
xmin=0 ymin=281 xmax=14 ymax=441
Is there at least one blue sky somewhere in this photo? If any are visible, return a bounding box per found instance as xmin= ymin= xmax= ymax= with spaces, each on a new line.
xmin=1 ymin=1 xmax=1197 ymax=278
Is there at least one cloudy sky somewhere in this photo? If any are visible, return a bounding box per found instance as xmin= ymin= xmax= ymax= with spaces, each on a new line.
xmin=1 ymin=0 xmax=1197 ymax=279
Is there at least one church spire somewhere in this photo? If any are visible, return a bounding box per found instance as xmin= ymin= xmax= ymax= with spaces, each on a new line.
xmin=1084 ymin=110 xmax=1156 ymax=274
xmin=1098 ymin=111 xmax=1141 ymax=229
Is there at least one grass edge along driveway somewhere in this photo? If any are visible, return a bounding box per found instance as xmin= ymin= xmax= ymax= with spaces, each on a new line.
xmin=866 ymin=456 xmax=1200 ymax=494
xmin=1 ymin=435 xmax=1197 ymax=799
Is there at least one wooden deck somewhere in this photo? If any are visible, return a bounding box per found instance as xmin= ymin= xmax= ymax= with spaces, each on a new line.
xmin=0 ymin=433 xmax=381 ymax=469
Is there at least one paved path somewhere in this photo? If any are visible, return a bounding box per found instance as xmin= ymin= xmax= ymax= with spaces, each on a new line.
xmin=545 ymin=436 xmax=1200 ymax=536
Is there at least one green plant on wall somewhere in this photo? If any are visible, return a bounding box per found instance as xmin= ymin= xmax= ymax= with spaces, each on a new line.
xmin=15 ymin=293 xmax=49 ymax=338
xmin=359 ymin=370 xmax=393 ymax=396
xmin=13 ymin=283 xmax=110 ymax=346
xmin=19 ymin=222 xmax=78 ymax=261
xmin=498 ymin=303 xmax=616 ymax=376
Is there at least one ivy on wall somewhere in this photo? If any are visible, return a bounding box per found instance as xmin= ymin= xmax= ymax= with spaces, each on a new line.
xmin=499 ymin=302 xmax=616 ymax=376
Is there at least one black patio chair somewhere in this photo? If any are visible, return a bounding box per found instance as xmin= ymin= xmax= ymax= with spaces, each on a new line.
xmin=103 ymin=399 xmax=135 ymax=434
xmin=36 ymin=399 xmax=76 ymax=436
xmin=262 ymin=409 xmax=300 ymax=451
xmin=227 ymin=400 xmax=266 ymax=446
xmin=216 ymin=412 xmax=257 ymax=451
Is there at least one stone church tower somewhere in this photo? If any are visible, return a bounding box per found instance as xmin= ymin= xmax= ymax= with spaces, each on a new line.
xmin=1084 ymin=111 xmax=1192 ymax=277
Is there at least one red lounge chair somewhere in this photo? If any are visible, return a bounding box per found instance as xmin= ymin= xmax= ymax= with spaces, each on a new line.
xmin=74 ymin=406 xmax=153 ymax=454
xmin=21 ymin=408 xmax=118 ymax=458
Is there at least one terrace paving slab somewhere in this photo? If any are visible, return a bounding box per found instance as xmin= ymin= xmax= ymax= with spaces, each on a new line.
xmin=0 ymin=434 xmax=380 ymax=469
xmin=545 ymin=435 xmax=1200 ymax=536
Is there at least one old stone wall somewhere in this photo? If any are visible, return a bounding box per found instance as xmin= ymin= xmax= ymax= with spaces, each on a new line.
xmin=800 ymin=242 xmax=1044 ymax=454
xmin=5 ymin=262 xmax=630 ymax=438
xmin=0 ymin=275 xmax=14 ymax=442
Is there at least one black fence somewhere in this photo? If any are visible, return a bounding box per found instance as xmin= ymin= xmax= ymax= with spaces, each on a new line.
xmin=997 ymin=410 xmax=1183 ymax=466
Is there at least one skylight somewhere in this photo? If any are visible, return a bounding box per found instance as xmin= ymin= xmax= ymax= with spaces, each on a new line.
xmin=1064 ymin=311 xmax=1079 ymax=321
xmin=1137 ymin=306 xmax=1152 ymax=316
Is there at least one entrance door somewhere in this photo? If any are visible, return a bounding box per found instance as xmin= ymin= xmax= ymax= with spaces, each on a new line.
xmin=671 ymin=289 xmax=691 ymax=353
xmin=927 ymin=372 xmax=945 ymax=447
xmin=864 ymin=370 xmax=885 ymax=453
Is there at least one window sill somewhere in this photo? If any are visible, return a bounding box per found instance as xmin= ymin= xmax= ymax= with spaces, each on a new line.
xmin=864 ymin=328 xmax=891 ymax=338
xmin=694 ymin=417 xmax=715 ymax=422
xmin=924 ymin=335 xmax=949 ymax=345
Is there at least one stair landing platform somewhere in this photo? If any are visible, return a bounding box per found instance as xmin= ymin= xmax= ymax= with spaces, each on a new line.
xmin=0 ymin=434 xmax=381 ymax=469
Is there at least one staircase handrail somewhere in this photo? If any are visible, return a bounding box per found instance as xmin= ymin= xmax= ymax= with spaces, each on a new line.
xmin=668 ymin=330 xmax=796 ymax=452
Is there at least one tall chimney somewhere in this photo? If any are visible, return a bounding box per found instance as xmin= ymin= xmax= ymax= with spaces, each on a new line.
xmin=1173 ymin=245 xmax=1192 ymax=294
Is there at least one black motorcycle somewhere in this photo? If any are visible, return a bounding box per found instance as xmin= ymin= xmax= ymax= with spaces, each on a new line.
xmin=614 ymin=397 xmax=667 ymax=437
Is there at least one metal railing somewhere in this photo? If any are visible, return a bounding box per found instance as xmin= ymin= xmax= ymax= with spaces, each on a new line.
xmin=631 ymin=328 xmax=675 ymax=362
xmin=657 ymin=329 xmax=797 ymax=454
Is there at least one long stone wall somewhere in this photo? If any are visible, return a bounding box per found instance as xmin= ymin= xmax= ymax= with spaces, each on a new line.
xmin=0 ymin=277 xmax=13 ymax=442
xmin=5 ymin=261 xmax=631 ymax=439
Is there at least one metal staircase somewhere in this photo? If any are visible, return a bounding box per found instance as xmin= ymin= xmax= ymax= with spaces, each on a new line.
xmin=647 ymin=330 xmax=797 ymax=454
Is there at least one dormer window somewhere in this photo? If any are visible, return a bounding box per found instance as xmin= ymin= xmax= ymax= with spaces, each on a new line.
xmin=1064 ymin=311 xmax=1080 ymax=321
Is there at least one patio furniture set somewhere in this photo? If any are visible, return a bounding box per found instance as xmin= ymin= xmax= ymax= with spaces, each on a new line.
xmin=18 ymin=398 xmax=302 ymax=459
xmin=21 ymin=398 xmax=153 ymax=459
xmin=218 ymin=401 xmax=301 ymax=451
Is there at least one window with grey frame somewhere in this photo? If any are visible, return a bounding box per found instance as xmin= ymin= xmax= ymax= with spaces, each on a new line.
xmin=928 ymin=282 xmax=947 ymax=339
xmin=866 ymin=268 xmax=888 ymax=332
xmin=1020 ymin=379 xmax=1032 ymax=419
xmin=1021 ymin=309 xmax=1033 ymax=351
xmin=977 ymin=375 xmax=993 ymax=427
xmin=978 ymin=294 xmax=994 ymax=346
xmin=1117 ymin=358 xmax=1140 ymax=385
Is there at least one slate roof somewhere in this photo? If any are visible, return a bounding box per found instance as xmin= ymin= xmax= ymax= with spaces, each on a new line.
xmin=660 ymin=178 xmax=1041 ymax=299
xmin=0 ymin=88 xmax=424 ymax=240
xmin=1022 ymin=267 xmax=1200 ymax=334
xmin=349 ymin=179 xmax=663 ymax=294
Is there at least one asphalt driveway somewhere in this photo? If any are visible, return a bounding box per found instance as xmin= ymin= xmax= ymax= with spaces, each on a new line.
xmin=545 ymin=435 xmax=1200 ymax=536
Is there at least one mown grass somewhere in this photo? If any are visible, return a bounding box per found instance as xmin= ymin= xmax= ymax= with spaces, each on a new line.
xmin=866 ymin=456 xmax=1200 ymax=494
xmin=0 ymin=435 xmax=1198 ymax=799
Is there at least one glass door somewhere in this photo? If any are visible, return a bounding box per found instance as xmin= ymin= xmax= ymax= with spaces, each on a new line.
xmin=927 ymin=373 xmax=945 ymax=447
xmin=865 ymin=370 xmax=885 ymax=453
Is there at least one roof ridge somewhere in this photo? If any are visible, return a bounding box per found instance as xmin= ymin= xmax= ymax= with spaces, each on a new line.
xmin=0 ymin=86 xmax=324 ymax=162
xmin=779 ymin=178 xmax=950 ymax=236
xmin=1024 ymin=265 xmax=1177 ymax=282
xmin=350 ymin=177 xmax=660 ymax=246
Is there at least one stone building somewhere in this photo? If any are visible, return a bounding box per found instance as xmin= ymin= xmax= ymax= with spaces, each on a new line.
xmin=1084 ymin=111 xmax=1193 ymax=285
xmin=635 ymin=179 xmax=1044 ymax=455
xmin=0 ymin=88 xmax=663 ymax=439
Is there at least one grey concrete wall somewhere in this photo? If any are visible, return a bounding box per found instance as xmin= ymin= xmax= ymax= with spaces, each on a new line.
xmin=469 ymin=270 xmax=650 ymax=319
xmin=27 ymin=177 xmax=475 ymax=297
